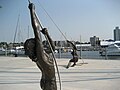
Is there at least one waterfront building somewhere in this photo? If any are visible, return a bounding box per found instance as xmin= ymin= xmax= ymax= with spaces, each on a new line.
xmin=90 ymin=36 xmax=100 ymax=47
xmin=76 ymin=44 xmax=92 ymax=51
xmin=114 ymin=26 xmax=120 ymax=41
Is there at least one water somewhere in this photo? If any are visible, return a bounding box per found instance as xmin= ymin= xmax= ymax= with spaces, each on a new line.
xmin=55 ymin=51 xmax=120 ymax=60
xmin=1 ymin=50 xmax=120 ymax=60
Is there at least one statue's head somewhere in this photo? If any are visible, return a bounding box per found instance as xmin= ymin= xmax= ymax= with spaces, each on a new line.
xmin=24 ymin=38 xmax=37 ymax=61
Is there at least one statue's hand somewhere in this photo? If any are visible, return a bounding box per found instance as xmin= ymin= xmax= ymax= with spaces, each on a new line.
xmin=41 ymin=28 xmax=48 ymax=35
xmin=67 ymin=40 xmax=70 ymax=43
xmin=28 ymin=3 xmax=35 ymax=10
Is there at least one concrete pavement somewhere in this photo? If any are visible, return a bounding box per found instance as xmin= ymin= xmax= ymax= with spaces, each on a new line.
xmin=0 ymin=56 xmax=120 ymax=90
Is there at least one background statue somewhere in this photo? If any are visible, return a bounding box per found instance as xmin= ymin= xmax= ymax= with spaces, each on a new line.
xmin=24 ymin=3 xmax=57 ymax=90
xmin=66 ymin=40 xmax=78 ymax=68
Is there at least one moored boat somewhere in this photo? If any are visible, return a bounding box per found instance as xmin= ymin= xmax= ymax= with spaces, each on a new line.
xmin=100 ymin=41 xmax=120 ymax=56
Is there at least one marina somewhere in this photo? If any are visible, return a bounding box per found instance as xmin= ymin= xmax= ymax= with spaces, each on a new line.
xmin=0 ymin=1 xmax=120 ymax=90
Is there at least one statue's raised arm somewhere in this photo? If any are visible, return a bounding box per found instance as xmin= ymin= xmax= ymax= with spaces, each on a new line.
xmin=28 ymin=3 xmax=42 ymax=39
xmin=28 ymin=3 xmax=55 ymax=53
xmin=24 ymin=2 xmax=57 ymax=90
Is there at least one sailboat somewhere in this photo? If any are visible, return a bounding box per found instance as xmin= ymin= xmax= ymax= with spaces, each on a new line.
xmin=9 ymin=15 xmax=25 ymax=57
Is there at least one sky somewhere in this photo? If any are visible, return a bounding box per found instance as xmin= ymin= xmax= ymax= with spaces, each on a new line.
xmin=0 ymin=0 xmax=120 ymax=43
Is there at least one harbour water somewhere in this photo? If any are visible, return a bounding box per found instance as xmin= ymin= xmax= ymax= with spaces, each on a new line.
xmin=55 ymin=51 xmax=120 ymax=60
xmin=0 ymin=50 xmax=120 ymax=60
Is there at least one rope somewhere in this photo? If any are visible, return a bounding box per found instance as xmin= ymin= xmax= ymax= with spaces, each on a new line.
xmin=36 ymin=1 xmax=87 ymax=65
xmin=36 ymin=0 xmax=67 ymax=40
xmin=36 ymin=0 xmax=86 ymax=64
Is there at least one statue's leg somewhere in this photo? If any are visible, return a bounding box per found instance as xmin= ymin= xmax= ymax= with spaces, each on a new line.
xmin=42 ymin=77 xmax=57 ymax=90
xmin=66 ymin=60 xmax=72 ymax=68
xmin=71 ymin=57 xmax=78 ymax=67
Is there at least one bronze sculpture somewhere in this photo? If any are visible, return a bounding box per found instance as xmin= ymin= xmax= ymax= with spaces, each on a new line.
xmin=24 ymin=2 xmax=57 ymax=90
xmin=66 ymin=40 xmax=78 ymax=68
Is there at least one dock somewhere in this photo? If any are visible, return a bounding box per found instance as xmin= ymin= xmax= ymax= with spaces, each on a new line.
xmin=0 ymin=56 xmax=120 ymax=90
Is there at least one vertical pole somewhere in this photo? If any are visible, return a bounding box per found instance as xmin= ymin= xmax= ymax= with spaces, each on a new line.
xmin=105 ymin=47 xmax=108 ymax=60
xmin=28 ymin=25 xmax=29 ymax=38
xmin=59 ymin=41 xmax=62 ymax=58
xmin=13 ymin=14 xmax=20 ymax=45
xmin=58 ymin=48 xmax=61 ymax=58
xmin=5 ymin=47 xmax=7 ymax=56
xmin=80 ymin=35 xmax=82 ymax=59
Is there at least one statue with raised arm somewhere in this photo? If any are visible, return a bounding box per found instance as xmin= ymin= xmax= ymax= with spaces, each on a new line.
xmin=66 ymin=40 xmax=78 ymax=68
xmin=24 ymin=3 xmax=57 ymax=90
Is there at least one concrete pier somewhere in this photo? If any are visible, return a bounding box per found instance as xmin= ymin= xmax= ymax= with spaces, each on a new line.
xmin=0 ymin=57 xmax=120 ymax=90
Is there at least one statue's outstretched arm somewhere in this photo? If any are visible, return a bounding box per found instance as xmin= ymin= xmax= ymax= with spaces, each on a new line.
xmin=67 ymin=40 xmax=77 ymax=50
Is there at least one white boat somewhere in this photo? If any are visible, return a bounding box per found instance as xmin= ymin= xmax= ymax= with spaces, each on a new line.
xmin=12 ymin=46 xmax=25 ymax=56
xmin=100 ymin=41 xmax=120 ymax=56
xmin=7 ymin=46 xmax=25 ymax=57
xmin=0 ymin=47 xmax=5 ymax=55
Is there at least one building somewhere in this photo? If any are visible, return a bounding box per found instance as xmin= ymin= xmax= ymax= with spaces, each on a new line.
xmin=90 ymin=36 xmax=100 ymax=47
xmin=76 ymin=44 xmax=92 ymax=51
xmin=114 ymin=26 xmax=120 ymax=41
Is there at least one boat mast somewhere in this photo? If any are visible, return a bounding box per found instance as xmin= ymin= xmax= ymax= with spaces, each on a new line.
xmin=13 ymin=14 xmax=20 ymax=47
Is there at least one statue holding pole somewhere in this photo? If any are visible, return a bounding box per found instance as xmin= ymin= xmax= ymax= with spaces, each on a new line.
xmin=24 ymin=1 xmax=57 ymax=90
